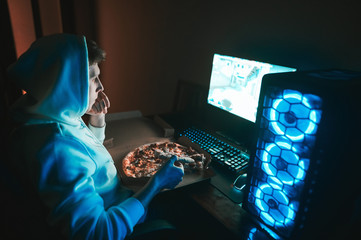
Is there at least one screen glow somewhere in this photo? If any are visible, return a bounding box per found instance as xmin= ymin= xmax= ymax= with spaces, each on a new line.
xmin=207 ymin=54 xmax=296 ymax=123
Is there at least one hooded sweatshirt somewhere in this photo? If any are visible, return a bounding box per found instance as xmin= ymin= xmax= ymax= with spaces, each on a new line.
xmin=7 ymin=34 xmax=144 ymax=239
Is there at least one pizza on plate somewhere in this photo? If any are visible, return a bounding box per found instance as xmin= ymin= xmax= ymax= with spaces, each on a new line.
xmin=122 ymin=142 xmax=208 ymax=178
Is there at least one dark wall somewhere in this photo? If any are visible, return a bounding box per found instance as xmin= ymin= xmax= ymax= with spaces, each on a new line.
xmin=92 ymin=0 xmax=361 ymax=116
xmin=0 ymin=0 xmax=16 ymax=71
xmin=5 ymin=0 xmax=361 ymax=116
xmin=1 ymin=0 xmax=19 ymax=113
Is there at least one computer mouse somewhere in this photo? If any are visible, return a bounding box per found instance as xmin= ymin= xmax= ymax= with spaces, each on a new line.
xmin=233 ymin=173 xmax=247 ymax=191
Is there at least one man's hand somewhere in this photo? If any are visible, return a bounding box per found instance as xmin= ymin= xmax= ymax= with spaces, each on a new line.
xmin=88 ymin=91 xmax=110 ymax=115
xmin=88 ymin=91 xmax=110 ymax=127
xmin=152 ymin=155 xmax=184 ymax=191
xmin=133 ymin=156 xmax=184 ymax=208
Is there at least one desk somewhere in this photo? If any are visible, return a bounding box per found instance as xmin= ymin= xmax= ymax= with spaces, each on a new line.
xmin=104 ymin=113 xmax=361 ymax=240
xmin=104 ymin=113 xmax=254 ymax=239
xmin=188 ymin=183 xmax=248 ymax=235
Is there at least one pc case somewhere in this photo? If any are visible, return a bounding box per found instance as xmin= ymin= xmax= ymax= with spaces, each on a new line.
xmin=242 ymin=69 xmax=361 ymax=240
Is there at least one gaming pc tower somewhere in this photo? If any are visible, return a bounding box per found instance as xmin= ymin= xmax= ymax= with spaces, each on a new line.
xmin=242 ymin=69 xmax=361 ymax=240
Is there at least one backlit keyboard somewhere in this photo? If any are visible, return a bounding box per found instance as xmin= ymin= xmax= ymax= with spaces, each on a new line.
xmin=178 ymin=127 xmax=249 ymax=175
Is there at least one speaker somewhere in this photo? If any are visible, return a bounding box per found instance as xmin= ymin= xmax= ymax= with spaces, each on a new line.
xmin=242 ymin=69 xmax=361 ymax=240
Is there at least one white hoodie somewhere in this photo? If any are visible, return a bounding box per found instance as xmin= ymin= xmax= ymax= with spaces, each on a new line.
xmin=8 ymin=34 xmax=144 ymax=239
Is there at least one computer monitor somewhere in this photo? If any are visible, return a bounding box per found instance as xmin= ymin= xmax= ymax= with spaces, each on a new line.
xmin=207 ymin=54 xmax=297 ymax=124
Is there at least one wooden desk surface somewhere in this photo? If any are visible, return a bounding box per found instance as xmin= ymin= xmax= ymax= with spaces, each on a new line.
xmin=189 ymin=184 xmax=241 ymax=231
xmin=103 ymin=114 xmax=359 ymax=240
xmin=105 ymin=115 xmax=252 ymax=238
xmin=185 ymin=182 xmax=252 ymax=237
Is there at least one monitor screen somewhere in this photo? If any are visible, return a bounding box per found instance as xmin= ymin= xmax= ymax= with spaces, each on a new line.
xmin=207 ymin=54 xmax=297 ymax=123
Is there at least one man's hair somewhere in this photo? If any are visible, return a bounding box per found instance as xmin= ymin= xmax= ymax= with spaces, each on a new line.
xmin=86 ymin=39 xmax=106 ymax=65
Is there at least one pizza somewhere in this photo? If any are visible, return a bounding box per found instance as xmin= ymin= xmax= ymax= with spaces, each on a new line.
xmin=122 ymin=142 xmax=208 ymax=178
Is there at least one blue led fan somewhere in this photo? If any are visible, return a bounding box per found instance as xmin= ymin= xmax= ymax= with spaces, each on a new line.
xmin=267 ymin=91 xmax=321 ymax=141
xmin=243 ymin=69 xmax=361 ymax=240
xmin=247 ymin=227 xmax=257 ymax=240
xmin=246 ymin=88 xmax=323 ymax=238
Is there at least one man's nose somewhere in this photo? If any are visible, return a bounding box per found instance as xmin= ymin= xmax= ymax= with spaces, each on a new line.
xmin=96 ymin=78 xmax=104 ymax=92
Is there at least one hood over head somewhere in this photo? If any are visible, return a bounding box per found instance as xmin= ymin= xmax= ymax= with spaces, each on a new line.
xmin=8 ymin=34 xmax=89 ymax=126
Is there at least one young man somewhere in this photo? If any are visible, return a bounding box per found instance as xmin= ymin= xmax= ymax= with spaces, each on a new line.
xmin=7 ymin=34 xmax=184 ymax=239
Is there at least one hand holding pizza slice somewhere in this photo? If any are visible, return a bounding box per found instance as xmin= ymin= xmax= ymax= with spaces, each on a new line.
xmin=122 ymin=142 xmax=208 ymax=178
xmin=133 ymin=155 xmax=184 ymax=208
xmin=154 ymin=149 xmax=195 ymax=165
xmin=151 ymin=155 xmax=184 ymax=190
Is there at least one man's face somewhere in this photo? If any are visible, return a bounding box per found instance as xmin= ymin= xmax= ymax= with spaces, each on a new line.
xmin=86 ymin=63 xmax=103 ymax=114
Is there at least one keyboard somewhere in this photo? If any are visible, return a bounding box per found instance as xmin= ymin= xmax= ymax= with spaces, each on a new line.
xmin=177 ymin=126 xmax=249 ymax=175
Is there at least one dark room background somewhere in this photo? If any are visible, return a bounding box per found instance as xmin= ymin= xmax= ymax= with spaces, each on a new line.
xmin=3 ymin=0 xmax=361 ymax=116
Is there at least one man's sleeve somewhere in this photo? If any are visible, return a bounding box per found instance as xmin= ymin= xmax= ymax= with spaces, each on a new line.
xmin=88 ymin=123 xmax=106 ymax=143
xmin=36 ymin=135 xmax=144 ymax=239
